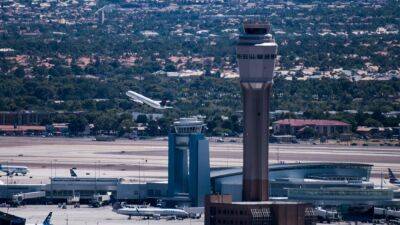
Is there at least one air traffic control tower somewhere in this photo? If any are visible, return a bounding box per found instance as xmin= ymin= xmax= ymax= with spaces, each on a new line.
xmin=237 ymin=21 xmax=277 ymax=202
xmin=205 ymin=22 xmax=316 ymax=225
xmin=168 ymin=117 xmax=211 ymax=206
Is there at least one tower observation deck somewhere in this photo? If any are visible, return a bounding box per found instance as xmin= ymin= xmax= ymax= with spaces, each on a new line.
xmin=173 ymin=117 xmax=204 ymax=134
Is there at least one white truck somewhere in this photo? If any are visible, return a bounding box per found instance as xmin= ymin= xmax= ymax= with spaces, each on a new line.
xmin=90 ymin=193 xmax=111 ymax=207
xmin=12 ymin=191 xmax=46 ymax=206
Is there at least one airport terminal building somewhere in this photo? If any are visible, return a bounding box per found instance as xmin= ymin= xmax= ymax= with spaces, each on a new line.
xmin=2 ymin=162 xmax=397 ymax=209
xmin=211 ymin=162 xmax=374 ymax=200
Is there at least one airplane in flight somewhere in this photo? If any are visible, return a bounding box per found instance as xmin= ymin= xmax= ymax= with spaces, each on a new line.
xmin=388 ymin=168 xmax=400 ymax=186
xmin=126 ymin=90 xmax=172 ymax=110
xmin=0 ymin=164 xmax=29 ymax=176
xmin=113 ymin=204 xmax=199 ymax=220
xmin=27 ymin=212 xmax=52 ymax=225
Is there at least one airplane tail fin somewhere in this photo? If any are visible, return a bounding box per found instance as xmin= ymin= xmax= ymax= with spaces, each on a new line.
xmin=112 ymin=202 xmax=124 ymax=210
xmin=43 ymin=212 xmax=52 ymax=225
xmin=388 ymin=168 xmax=398 ymax=183
xmin=160 ymin=99 xmax=168 ymax=106
xmin=70 ymin=169 xmax=77 ymax=177
xmin=7 ymin=171 xmax=15 ymax=177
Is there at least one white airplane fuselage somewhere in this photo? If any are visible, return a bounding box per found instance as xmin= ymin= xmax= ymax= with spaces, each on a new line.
xmin=115 ymin=207 xmax=188 ymax=219
xmin=0 ymin=165 xmax=29 ymax=176
xmin=126 ymin=91 xmax=172 ymax=110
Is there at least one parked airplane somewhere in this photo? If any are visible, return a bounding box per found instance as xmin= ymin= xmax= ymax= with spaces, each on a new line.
xmin=113 ymin=205 xmax=190 ymax=220
xmin=126 ymin=91 xmax=172 ymax=110
xmin=0 ymin=164 xmax=29 ymax=176
xmin=388 ymin=168 xmax=400 ymax=186
xmin=27 ymin=212 xmax=52 ymax=225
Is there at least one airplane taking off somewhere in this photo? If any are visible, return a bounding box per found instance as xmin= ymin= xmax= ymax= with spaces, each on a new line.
xmin=126 ymin=91 xmax=172 ymax=110
xmin=0 ymin=164 xmax=29 ymax=176
xmin=388 ymin=168 xmax=400 ymax=186
xmin=113 ymin=204 xmax=199 ymax=220
xmin=26 ymin=212 xmax=52 ymax=225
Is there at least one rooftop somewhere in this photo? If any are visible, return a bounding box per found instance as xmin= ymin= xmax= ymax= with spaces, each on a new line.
xmin=210 ymin=162 xmax=372 ymax=178
xmin=0 ymin=125 xmax=46 ymax=132
xmin=274 ymin=119 xmax=350 ymax=127
xmin=243 ymin=22 xmax=270 ymax=35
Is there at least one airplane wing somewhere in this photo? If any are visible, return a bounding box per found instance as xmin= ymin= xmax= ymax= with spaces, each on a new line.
xmin=133 ymin=99 xmax=144 ymax=104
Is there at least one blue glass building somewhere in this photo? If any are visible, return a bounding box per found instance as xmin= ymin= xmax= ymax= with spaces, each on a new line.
xmin=168 ymin=117 xmax=211 ymax=206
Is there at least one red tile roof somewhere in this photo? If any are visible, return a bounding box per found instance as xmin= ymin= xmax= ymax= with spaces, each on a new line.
xmin=274 ymin=119 xmax=349 ymax=127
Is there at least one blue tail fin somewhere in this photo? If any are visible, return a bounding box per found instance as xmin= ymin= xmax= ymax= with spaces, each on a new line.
xmin=388 ymin=168 xmax=398 ymax=183
xmin=43 ymin=212 xmax=52 ymax=225
xmin=70 ymin=169 xmax=77 ymax=177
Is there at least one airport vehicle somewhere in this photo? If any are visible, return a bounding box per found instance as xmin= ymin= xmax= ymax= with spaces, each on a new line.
xmin=126 ymin=90 xmax=172 ymax=110
xmin=12 ymin=191 xmax=46 ymax=206
xmin=0 ymin=164 xmax=29 ymax=176
xmin=66 ymin=195 xmax=80 ymax=205
xmin=90 ymin=193 xmax=111 ymax=207
xmin=26 ymin=212 xmax=52 ymax=225
xmin=94 ymin=135 xmax=116 ymax=142
xmin=113 ymin=205 xmax=189 ymax=220
xmin=375 ymin=207 xmax=400 ymax=219
xmin=388 ymin=168 xmax=400 ymax=186
xmin=315 ymin=207 xmax=341 ymax=222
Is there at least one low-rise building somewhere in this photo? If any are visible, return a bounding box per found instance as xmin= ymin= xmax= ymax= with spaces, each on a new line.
xmin=273 ymin=119 xmax=351 ymax=138
xmin=0 ymin=125 xmax=46 ymax=136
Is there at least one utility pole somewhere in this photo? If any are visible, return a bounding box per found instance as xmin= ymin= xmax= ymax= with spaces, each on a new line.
xmin=277 ymin=147 xmax=280 ymax=163
xmin=138 ymin=159 xmax=141 ymax=202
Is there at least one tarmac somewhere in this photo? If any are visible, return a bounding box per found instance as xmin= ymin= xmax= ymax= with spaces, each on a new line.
xmin=0 ymin=205 xmax=387 ymax=225
xmin=3 ymin=205 xmax=204 ymax=225
xmin=0 ymin=136 xmax=400 ymax=185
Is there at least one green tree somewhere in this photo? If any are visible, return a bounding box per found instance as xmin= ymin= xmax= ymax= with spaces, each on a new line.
xmin=136 ymin=114 xmax=148 ymax=124
xmin=297 ymin=127 xmax=316 ymax=139
xmin=118 ymin=118 xmax=135 ymax=136
xmin=68 ymin=116 xmax=88 ymax=136
xmin=364 ymin=118 xmax=383 ymax=127
xmin=14 ymin=67 xmax=25 ymax=78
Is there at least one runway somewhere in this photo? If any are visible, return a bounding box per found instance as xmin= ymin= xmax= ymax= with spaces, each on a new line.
xmin=0 ymin=136 xmax=399 ymax=185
